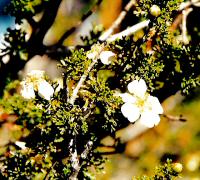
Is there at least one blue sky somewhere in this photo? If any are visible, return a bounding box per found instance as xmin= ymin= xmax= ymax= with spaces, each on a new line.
xmin=0 ymin=0 xmax=10 ymax=15
xmin=0 ymin=0 xmax=14 ymax=38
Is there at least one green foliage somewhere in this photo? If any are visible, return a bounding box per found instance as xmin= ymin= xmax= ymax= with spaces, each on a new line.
xmin=6 ymin=0 xmax=49 ymax=23
xmin=81 ymin=25 xmax=104 ymax=46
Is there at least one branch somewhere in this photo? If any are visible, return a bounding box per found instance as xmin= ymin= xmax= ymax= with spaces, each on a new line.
xmin=69 ymin=56 xmax=100 ymax=104
xmin=69 ymin=141 xmax=93 ymax=180
xmin=69 ymin=139 xmax=79 ymax=180
xmin=107 ymin=20 xmax=150 ymax=42
xmin=44 ymin=162 xmax=57 ymax=180
xmin=99 ymin=0 xmax=136 ymax=41
xmin=162 ymin=114 xmax=187 ymax=122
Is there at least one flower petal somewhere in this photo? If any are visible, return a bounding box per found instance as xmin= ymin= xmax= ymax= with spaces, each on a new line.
xmin=99 ymin=51 xmax=116 ymax=65
xmin=128 ymin=79 xmax=147 ymax=98
xmin=139 ymin=111 xmax=160 ymax=128
xmin=87 ymin=51 xmax=98 ymax=60
xmin=118 ymin=93 xmax=136 ymax=103
xmin=146 ymin=95 xmax=163 ymax=114
xmin=121 ymin=103 xmax=140 ymax=122
xmin=37 ymin=80 xmax=54 ymax=100
xmin=20 ymin=82 xmax=35 ymax=99
xmin=15 ymin=141 xmax=27 ymax=150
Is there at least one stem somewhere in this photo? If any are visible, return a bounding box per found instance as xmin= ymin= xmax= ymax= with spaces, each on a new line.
xmin=69 ymin=139 xmax=79 ymax=180
xmin=99 ymin=0 xmax=136 ymax=41
xmin=107 ymin=20 xmax=150 ymax=42
xmin=69 ymin=58 xmax=99 ymax=104
xmin=162 ymin=114 xmax=187 ymax=122
xmin=69 ymin=140 xmax=93 ymax=180
xmin=44 ymin=162 xmax=57 ymax=180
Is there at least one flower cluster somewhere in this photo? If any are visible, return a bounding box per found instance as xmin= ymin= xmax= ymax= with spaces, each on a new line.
xmin=117 ymin=79 xmax=163 ymax=128
xmin=20 ymin=70 xmax=54 ymax=100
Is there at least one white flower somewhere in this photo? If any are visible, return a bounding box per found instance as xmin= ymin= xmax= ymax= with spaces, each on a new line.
xmin=20 ymin=81 xmax=35 ymax=99
xmin=20 ymin=70 xmax=54 ymax=100
xmin=119 ymin=79 xmax=163 ymax=128
xmin=99 ymin=51 xmax=116 ymax=65
xmin=37 ymin=80 xmax=54 ymax=100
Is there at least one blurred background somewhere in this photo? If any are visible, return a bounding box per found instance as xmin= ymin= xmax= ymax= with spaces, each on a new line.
xmin=0 ymin=0 xmax=200 ymax=179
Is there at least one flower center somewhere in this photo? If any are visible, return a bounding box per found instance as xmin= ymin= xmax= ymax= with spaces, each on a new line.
xmin=135 ymin=94 xmax=152 ymax=112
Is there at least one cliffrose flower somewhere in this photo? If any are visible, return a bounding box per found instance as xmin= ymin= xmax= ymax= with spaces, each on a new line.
xmin=118 ymin=79 xmax=163 ymax=128
xmin=20 ymin=70 xmax=54 ymax=100
xmin=99 ymin=51 xmax=116 ymax=65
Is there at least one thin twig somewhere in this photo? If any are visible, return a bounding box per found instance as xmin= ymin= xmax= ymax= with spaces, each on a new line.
xmin=107 ymin=20 xmax=150 ymax=42
xmin=80 ymin=140 xmax=93 ymax=159
xmin=69 ymin=57 xmax=99 ymax=104
xmin=162 ymin=114 xmax=187 ymax=122
xmin=69 ymin=139 xmax=79 ymax=180
xmin=99 ymin=0 xmax=136 ymax=41
xmin=44 ymin=162 xmax=57 ymax=180
xmin=69 ymin=140 xmax=93 ymax=180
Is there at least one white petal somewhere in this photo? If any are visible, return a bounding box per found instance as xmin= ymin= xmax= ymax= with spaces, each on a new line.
xmin=128 ymin=79 xmax=147 ymax=98
xmin=87 ymin=51 xmax=98 ymax=59
xmin=15 ymin=141 xmax=27 ymax=150
xmin=139 ymin=111 xmax=160 ymax=128
xmin=146 ymin=95 xmax=163 ymax=114
xmin=121 ymin=103 xmax=140 ymax=122
xmin=99 ymin=51 xmax=116 ymax=65
xmin=20 ymin=82 xmax=35 ymax=99
xmin=118 ymin=93 xmax=136 ymax=103
xmin=37 ymin=80 xmax=54 ymax=100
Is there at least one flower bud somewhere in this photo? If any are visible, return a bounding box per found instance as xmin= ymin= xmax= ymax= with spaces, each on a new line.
xmin=150 ymin=5 xmax=161 ymax=17
xmin=172 ymin=162 xmax=183 ymax=173
xmin=99 ymin=51 xmax=116 ymax=65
